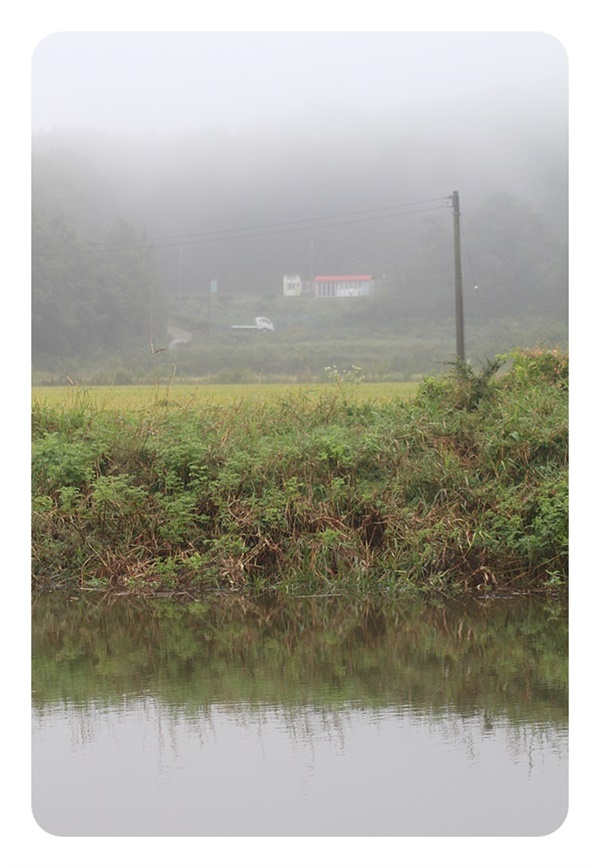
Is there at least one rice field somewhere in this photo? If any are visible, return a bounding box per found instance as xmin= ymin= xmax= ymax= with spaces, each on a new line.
xmin=31 ymin=380 xmax=420 ymax=410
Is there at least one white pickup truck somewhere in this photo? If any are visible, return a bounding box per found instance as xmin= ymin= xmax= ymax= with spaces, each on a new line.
xmin=231 ymin=317 xmax=274 ymax=332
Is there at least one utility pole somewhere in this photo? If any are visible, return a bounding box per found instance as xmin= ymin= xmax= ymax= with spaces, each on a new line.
xmin=452 ymin=190 xmax=465 ymax=362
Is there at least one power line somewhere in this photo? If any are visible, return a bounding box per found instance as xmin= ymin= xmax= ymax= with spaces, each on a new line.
xmin=32 ymin=196 xmax=451 ymax=257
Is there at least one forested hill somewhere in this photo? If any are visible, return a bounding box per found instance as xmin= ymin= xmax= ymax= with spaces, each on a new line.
xmin=32 ymin=214 xmax=167 ymax=360
xmin=31 ymin=119 xmax=567 ymax=371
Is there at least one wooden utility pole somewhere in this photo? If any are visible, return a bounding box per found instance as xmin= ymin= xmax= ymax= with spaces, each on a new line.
xmin=452 ymin=190 xmax=465 ymax=362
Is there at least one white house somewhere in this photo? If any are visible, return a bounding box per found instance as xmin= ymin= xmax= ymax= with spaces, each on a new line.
xmin=312 ymin=275 xmax=373 ymax=298
xmin=283 ymin=274 xmax=303 ymax=296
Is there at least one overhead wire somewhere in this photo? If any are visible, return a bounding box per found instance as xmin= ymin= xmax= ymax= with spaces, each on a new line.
xmin=32 ymin=196 xmax=451 ymax=257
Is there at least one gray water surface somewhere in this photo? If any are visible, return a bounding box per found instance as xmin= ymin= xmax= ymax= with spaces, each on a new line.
xmin=32 ymin=594 xmax=568 ymax=836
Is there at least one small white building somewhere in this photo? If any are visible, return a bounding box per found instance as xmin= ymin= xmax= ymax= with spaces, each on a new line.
xmin=283 ymin=274 xmax=303 ymax=296
xmin=313 ymin=275 xmax=374 ymax=298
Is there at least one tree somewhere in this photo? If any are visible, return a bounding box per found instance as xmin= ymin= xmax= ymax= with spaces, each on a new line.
xmin=464 ymin=193 xmax=567 ymax=319
xmin=32 ymin=215 xmax=167 ymax=363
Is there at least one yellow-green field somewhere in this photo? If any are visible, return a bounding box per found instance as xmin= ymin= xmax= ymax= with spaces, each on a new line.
xmin=32 ymin=381 xmax=420 ymax=410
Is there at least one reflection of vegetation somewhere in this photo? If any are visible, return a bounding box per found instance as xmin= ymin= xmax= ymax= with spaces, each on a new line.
xmin=32 ymin=349 xmax=568 ymax=594
xmin=32 ymin=594 xmax=567 ymax=728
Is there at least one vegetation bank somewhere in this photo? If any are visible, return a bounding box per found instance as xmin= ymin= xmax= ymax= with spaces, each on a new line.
xmin=32 ymin=348 xmax=567 ymax=598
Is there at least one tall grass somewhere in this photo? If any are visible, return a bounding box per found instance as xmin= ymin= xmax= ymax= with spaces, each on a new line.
xmin=32 ymin=349 xmax=568 ymax=598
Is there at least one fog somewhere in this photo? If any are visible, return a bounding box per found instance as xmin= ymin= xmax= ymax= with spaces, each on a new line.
xmin=31 ymin=32 xmax=567 ymax=231
xmin=31 ymin=31 xmax=568 ymax=366
xmin=32 ymin=32 xmax=566 ymax=137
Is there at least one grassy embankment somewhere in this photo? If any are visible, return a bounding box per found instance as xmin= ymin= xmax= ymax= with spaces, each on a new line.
xmin=32 ymin=349 xmax=567 ymax=598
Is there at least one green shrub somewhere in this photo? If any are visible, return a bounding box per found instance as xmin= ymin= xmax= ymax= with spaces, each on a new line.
xmin=32 ymin=348 xmax=568 ymax=596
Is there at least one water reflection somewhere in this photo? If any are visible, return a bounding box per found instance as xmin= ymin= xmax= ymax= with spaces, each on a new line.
xmin=32 ymin=593 xmax=567 ymax=836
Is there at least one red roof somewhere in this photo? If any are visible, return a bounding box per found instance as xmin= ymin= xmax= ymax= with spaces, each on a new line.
xmin=313 ymin=275 xmax=372 ymax=282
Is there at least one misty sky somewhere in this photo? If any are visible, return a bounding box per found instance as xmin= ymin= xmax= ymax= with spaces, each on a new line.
xmin=32 ymin=31 xmax=567 ymax=136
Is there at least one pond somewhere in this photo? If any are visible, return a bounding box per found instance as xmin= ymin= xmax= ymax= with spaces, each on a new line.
xmin=32 ymin=593 xmax=567 ymax=837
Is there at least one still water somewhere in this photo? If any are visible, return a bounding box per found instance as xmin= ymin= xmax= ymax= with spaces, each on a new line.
xmin=32 ymin=593 xmax=568 ymax=837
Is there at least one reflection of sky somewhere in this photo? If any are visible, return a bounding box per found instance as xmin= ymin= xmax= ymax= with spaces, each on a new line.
xmin=32 ymin=697 xmax=567 ymax=836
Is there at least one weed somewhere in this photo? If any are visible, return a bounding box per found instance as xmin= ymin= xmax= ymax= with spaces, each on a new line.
xmin=32 ymin=349 xmax=568 ymax=597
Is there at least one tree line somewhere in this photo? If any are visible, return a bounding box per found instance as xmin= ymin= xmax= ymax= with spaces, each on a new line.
xmin=31 ymin=125 xmax=567 ymax=366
